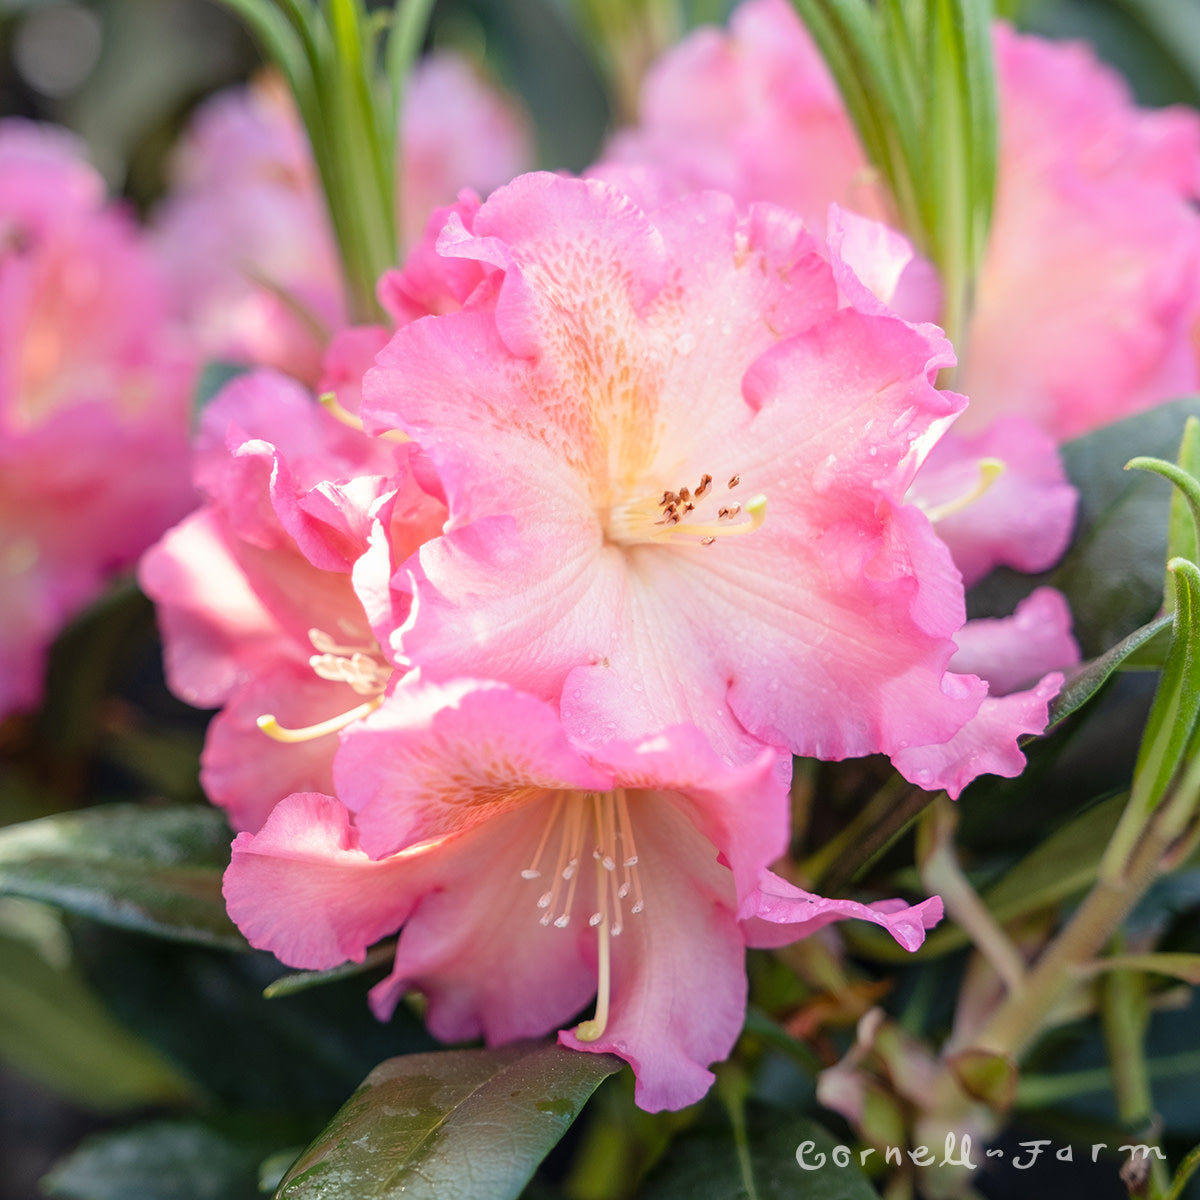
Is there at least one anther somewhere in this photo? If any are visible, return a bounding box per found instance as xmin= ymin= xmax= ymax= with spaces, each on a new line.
xmin=728 ymin=474 xmax=740 ymax=488
xmin=700 ymin=536 xmax=715 ymax=545
xmin=696 ymin=474 xmax=712 ymax=497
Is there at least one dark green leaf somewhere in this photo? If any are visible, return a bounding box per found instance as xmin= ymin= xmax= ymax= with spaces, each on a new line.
xmin=1053 ymin=398 xmax=1200 ymax=655
xmin=0 ymin=913 xmax=192 ymax=1111
xmin=1049 ymin=612 xmax=1174 ymax=726
xmin=74 ymin=929 xmax=430 ymax=1114
xmin=0 ymin=805 xmax=245 ymax=949
xmin=641 ymin=1103 xmax=878 ymax=1200
xmin=276 ymin=1042 xmax=622 ymax=1200
xmin=42 ymin=1120 xmax=272 ymax=1200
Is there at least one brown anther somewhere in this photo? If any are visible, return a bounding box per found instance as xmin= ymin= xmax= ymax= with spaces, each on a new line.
xmin=695 ymin=474 xmax=712 ymax=497
xmin=660 ymin=491 xmax=678 ymax=507
xmin=728 ymin=474 xmax=740 ymax=489
xmin=678 ymin=487 xmax=691 ymax=503
xmin=700 ymin=536 xmax=716 ymax=545
xmin=683 ymin=502 xmax=695 ymax=513
xmin=718 ymin=504 xmax=741 ymax=520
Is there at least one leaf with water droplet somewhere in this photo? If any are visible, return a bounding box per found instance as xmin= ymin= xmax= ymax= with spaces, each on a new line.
xmin=275 ymin=1041 xmax=621 ymax=1200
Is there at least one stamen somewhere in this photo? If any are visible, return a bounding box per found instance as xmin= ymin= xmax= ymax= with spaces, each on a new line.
xmin=728 ymin=474 xmax=740 ymax=488
xmin=922 ymin=457 xmax=1006 ymax=524
xmin=521 ymin=794 xmax=565 ymax=879
xmin=256 ymin=697 xmax=382 ymax=743
xmin=318 ymin=391 xmax=410 ymax=443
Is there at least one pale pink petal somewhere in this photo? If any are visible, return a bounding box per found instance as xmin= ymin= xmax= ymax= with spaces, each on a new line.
xmin=224 ymin=792 xmax=431 ymax=970
xmin=892 ymin=672 xmax=1064 ymax=799
xmin=743 ymin=874 xmax=944 ymax=952
xmin=950 ymin=588 xmax=1080 ymax=697
xmin=911 ymin=415 xmax=1077 ymax=586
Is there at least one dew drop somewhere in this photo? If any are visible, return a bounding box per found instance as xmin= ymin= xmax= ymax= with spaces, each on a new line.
xmin=811 ymin=453 xmax=838 ymax=494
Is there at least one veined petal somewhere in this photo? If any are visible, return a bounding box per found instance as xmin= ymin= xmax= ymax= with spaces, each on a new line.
xmin=335 ymin=678 xmax=613 ymax=858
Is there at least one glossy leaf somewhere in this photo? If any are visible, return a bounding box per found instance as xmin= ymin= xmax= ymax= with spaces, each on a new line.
xmin=275 ymin=1041 xmax=622 ymax=1200
xmin=641 ymin=1103 xmax=877 ymax=1200
xmin=0 ymin=805 xmax=245 ymax=949
xmin=41 ymin=1120 xmax=273 ymax=1200
xmin=263 ymin=941 xmax=396 ymax=998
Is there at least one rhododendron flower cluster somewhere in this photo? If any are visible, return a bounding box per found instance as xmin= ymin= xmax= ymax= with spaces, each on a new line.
xmin=153 ymin=52 xmax=533 ymax=383
xmin=144 ymin=165 xmax=1080 ymax=1107
xmin=0 ymin=120 xmax=195 ymax=718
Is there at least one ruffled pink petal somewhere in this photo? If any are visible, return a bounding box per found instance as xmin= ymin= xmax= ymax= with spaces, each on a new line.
xmin=367 ymin=175 xmax=989 ymax=779
xmin=334 ymin=678 xmax=612 ymax=858
xmin=949 ymin=588 xmax=1080 ymax=697
xmin=138 ymin=509 xmax=295 ymax=707
xmin=224 ymin=791 xmax=433 ymax=970
xmin=911 ymin=415 xmax=1077 ymax=586
xmin=742 ymin=873 xmax=944 ymax=952
xmin=892 ymin=671 xmax=1064 ymax=799
xmin=825 ymin=205 xmax=941 ymax=325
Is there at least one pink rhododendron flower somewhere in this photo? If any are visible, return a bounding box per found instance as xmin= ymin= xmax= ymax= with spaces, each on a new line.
xmin=139 ymin=367 xmax=445 ymax=831
xmin=362 ymin=170 xmax=1053 ymax=794
xmin=224 ymin=679 xmax=943 ymax=1111
xmin=154 ymin=54 xmax=532 ymax=382
xmin=0 ymin=120 xmax=195 ymax=718
xmin=599 ymin=0 xmax=1200 ymax=442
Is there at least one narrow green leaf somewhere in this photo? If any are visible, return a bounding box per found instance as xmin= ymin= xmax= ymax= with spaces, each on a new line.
xmin=1049 ymin=611 xmax=1175 ymax=726
xmin=641 ymin=1104 xmax=877 ymax=1200
xmin=0 ymin=805 xmax=245 ymax=949
xmin=0 ymin=917 xmax=192 ymax=1112
xmin=263 ymin=941 xmax=395 ymax=998
xmin=1133 ymin=559 xmax=1200 ymax=808
xmin=42 ymin=1120 xmax=273 ymax=1200
xmin=209 ymin=0 xmax=309 ymax=95
xmin=1085 ymin=953 xmax=1200 ymax=985
xmin=1127 ymin=454 xmax=1200 ymax=567
xmin=1164 ymin=1140 xmax=1200 ymax=1200
xmin=275 ymin=1042 xmax=622 ymax=1200
xmin=1165 ymin=418 xmax=1200 ymax=603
